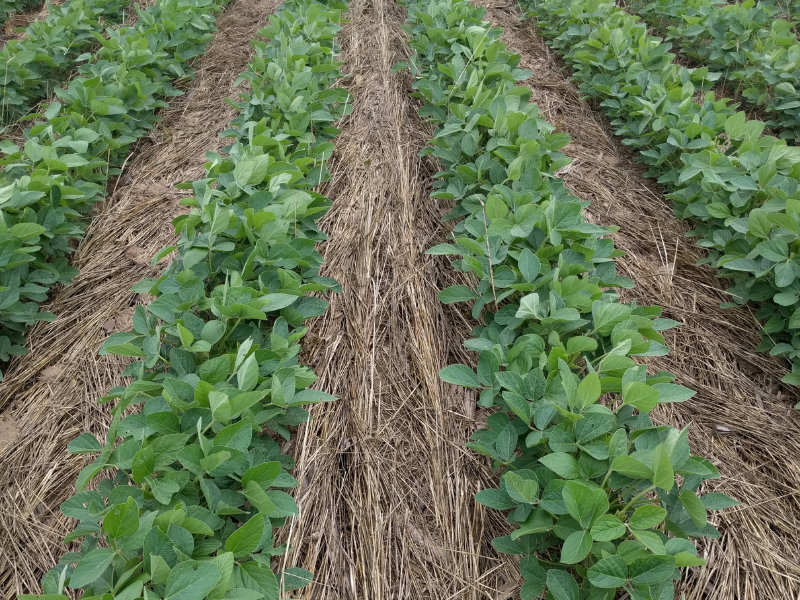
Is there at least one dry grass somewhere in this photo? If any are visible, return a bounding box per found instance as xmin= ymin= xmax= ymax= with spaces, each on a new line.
xmin=477 ymin=1 xmax=800 ymax=598
xmin=277 ymin=0 xmax=521 ymax=596
xmin=0 ymin=0 xmax=277 ymax=593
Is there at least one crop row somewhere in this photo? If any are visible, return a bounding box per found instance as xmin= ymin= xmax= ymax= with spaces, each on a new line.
xmin=627 ymin=0 xmax=800 ymax=142
xmin=1 ymin=0 xmax=132 ymax=126
xmin=23 ymin=0 xmax=350 ymax=597
xmin=0 ymin=0 xmax=228 ymax=380
xmin=397 ymin=0 xmax=736 ymax=597
xmin=527 ymin=0 xmax=800 ymax=387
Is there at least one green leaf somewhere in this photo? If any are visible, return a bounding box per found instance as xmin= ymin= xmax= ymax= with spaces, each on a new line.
xmin=622 ymin=382 xmax=659 ymax=412
xmin=629 ymin=555 xmax=676 ymax=585
xmin=546 ymin=569 xmax=579 ymax=600
xmin=439 ymin=285 xmax=480 ymax=304
xmin=67 ymin=433 xmax=102 ymax=454
xmin=68 ymin=548 xmax=114 ymax=589
xmin=590 ymin=514 xmax=626 ymax=541
xmin=208 ymin=552 xmax=235 ymax=600
xmin=503 ymin=472 xmax=538 ymax=504
xmin=651 ymin=383 xmax=694 ymax=403
xmin=592 ymin=302 xmax=631 ymax=336
xmin=680 ymin=489 xmax=708 ymax=528
xmin=562 ymin=480 xmax=607 ymax=529
xmin=164 ymin=560 xmax=223 ymax=600
xmin=539 ymin=452 xmax=581 ymax=479
xmin=502 ymin=391 xmax=531 ymax=425
xmin=475 ymin=488 xmax=516 ymax=510
xmin=439 ymin=364 xmax=480 ymax=388
xmin=427 ymin=243 xmax=461 ymax=255
xmin=150 ymin=477 xmax=180 ymax=505
xmin=225 ymin=514 xmax=264 ymax=558
xmin=631 ymin=529 xmax=665 ymax=554
xmin=105 ymin=343 xmax=146 ymax=358
xmin=629 ymin=504 xmax=667 ymax=530
xmin=279 ymin=567 xmax=314 ymax=591
xmin=576 ymin=373 xmax=601 ymax=408
xmin=241 ymin=461 xmax=281 ymax=490
xmin=612 ymin=455 xmax=653 ymax=480
xmin=132 ymin=446 xmax=155 ymax=482
xmin=237 ymin=562 xmax=278 ymax=598
xmin=518 ymin=249 xmax=541 ymax=282
xmin=243 ymin=480 xmax=277 ymax=516
xmin=560 ymin=530 xmax=592 ymax=564
xmin=103 ymin=497 xmax=139 ymax=539
xmin=587 ymin=555 xmax=628 ymax=588
xmin=674 ymin=552 xmax=707 ymax=567
xmin=699 ymin=492 xmax=740 ymax=510
xmin=651 ymin=445 xmax=674 ymax=490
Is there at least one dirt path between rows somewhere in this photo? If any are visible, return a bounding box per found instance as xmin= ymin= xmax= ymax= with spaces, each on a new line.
xmin=277 ymin=0 xmax=521 ymax=596
xmin=0 ymin=0 xmax=277 ymax=592
xmin=476 ymin=2 xmax=800 ymax=598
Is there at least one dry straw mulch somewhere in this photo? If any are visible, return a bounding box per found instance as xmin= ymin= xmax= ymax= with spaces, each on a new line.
xmin=477 ymin=1 xmax=800 ymax=598
xmin=277 ymin=0 xmax=521 ymax=596
xmin=0 ymin=0 xmax=277 ymax=593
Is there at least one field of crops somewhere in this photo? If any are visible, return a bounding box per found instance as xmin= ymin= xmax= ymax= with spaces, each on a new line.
xmin=0 ymin=0 xmax=798 ymax=598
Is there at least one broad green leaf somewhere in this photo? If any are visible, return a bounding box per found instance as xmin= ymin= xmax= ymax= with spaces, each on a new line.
xmin=225 ymin=514 xmax=264 ymax=558
xmin=67 ymin=433 xmax=102 ymax=454
xmin=546 ymin=569 xmax=579 ymax=600
xmin=576 ymin=373 xmax=601 ymax=408
xmin=590 ymin=514 xmax=626 ymax=541
xmin=562 ymin=480 xmax=607 ymax=529
xmin=612 ymin=455 xmax=653 ymax=480
xmin=68 ymin=548 xmax=114 ymax=589
xmin=651 ymin=445 xmax=674 ymax=490
xmin=103 ymin=497 xmax=139 ymax=539
xmin=560 ymin=530 xmax=592 ymax=564
xmin=629 ymin=504 xmax=667 ymax=530
xmin=241 ymin=462 xmax=281 ymax=490
xmin=518 ymin=249 xmax=541 ymax=282
xmin=680 ymin=489 xmax=708 ymax=528
xmin=475 ymin=488 xmax=516 ymax=510
xmin=164 ymin=560 xmax=222 ymax=600
xmin=539 ymin=452 xmax=581 ymax=479
xmin=629 ymin=555 xmax=676 ymax=585
xmin=622 ymin=382 xmax=658 ymax=412
xmin=439 ymin=285 xmax=479 ymax=304
xmin=587 ymin=555 xmax=628 ymax=588
xmin=439 ymin=364 xmax=480 ymax=388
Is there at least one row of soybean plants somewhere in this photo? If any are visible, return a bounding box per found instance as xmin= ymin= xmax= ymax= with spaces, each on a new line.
xmin=22 ymin=0 xmax=351 ymax=598
xmin=0 ymin=0 xmax=42 ymax=31
xmin=626 ymin=0 xmax=800 ymax=142
xmin=1 ymin=0 xmax=131 ymax=126
xmin=396 ymin=0 xmax=736 ymax=598
xmin=528 ymin=0 xmax=800 ymax=388
xmin=0 ymin=0 xmax=226 ymax=380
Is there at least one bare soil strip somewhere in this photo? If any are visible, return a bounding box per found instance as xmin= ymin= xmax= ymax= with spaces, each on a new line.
xmin=277 ymin=0 xmax=521 ymax=596
xmin=0 ymin=0 xmax=277 ymax=592
xmin=474 ymin=1 xmax=800 ymax=598
xmin=2 ymin=1 xmax=57 ymax=44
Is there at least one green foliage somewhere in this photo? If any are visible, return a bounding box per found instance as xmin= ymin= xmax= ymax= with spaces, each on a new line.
xmin=0 ymin=0 xmax=131 ymax=125
xmin=26 ymin=0 xmax=349 ymax=598
xmin=629 ymin=0 xmax=800 ymax=142
xmin=398 ymin=0 xmax=737 ymax=596
xmin=527 ymin=0 xmax=800 ymax=386
xmin=0 ymin=0 xmax=228 ymax=381
xmin=0 ymin=0 xmax=44 ymax=28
